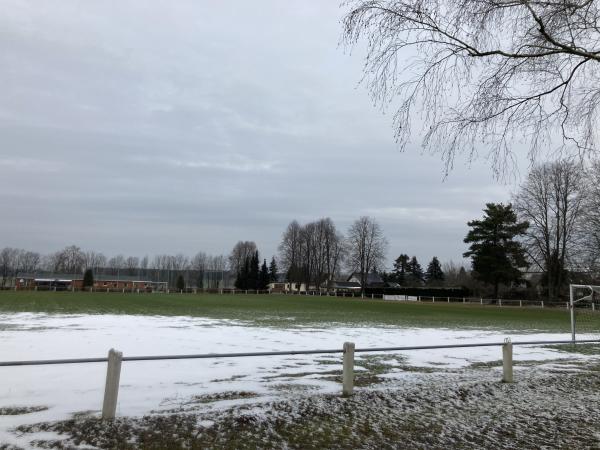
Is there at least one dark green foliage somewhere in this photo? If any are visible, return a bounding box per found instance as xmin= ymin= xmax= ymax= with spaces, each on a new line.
xmin=425 ymin=257 xmax=444 ymax=285
xmin=463 ymin=203 xmax=529 ymax=297
xmin=175 ymin=275 xmax=185 ymax=291
xmin=393 ymin=254 xmax=410 ymax=285
xmin=236 ymin=251 xmax=261 ymax=290
xmin=268 ymin=257 xmax=278 ymax=282
xmin=82 ymin=269 xmax=94 ymax=288
xmin=250 ymin=251 xmax=260 ymax=289
xmin=259 ymin=259 xmax=270 ymax=290
xmin=408 ymin=256 xmax=424 ymax=286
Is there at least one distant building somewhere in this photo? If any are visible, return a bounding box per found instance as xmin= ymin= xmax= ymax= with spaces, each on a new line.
xmin=15 ymin=274 xmax=167 ymax=292
xmin=321 ymin=279 xmax=361 ymax=293
xmin=268 ymin=281 xmax=307 ymax=293
xmin=347 ymin=272 xmax=385 ymax=288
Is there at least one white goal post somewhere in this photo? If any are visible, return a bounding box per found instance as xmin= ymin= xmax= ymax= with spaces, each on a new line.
xmin=570 ymin=284 xmax=600 ymax=342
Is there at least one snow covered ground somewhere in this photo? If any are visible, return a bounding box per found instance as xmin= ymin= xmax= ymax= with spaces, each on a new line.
xmin=0 ymin=313 xmax=593 ymax=448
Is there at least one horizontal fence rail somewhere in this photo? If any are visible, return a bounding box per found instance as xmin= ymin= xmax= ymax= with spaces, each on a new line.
xmin=2 ymin=339 xmax=599 ymax=368
xmin=3 ymin=338 xmax=599 ymax=419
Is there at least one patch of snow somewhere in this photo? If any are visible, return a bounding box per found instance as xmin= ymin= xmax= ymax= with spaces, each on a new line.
xmin=0 ymin=312 xmax=590 ymax=449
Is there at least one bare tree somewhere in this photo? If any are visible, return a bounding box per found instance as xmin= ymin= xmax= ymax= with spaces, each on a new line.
xmin=342 ymin=0 xmax=600 ymax=174
xmin=82 ymin=251 xmax=106 ymax=272
xmin=108 ymin=254 xmax=126 ymax=270
xmin=18 ymin=251 xmax=40 ymax=274
xmin=0 ymin=248 xmax=18 ymax=286
xmin=125 ymin=256 xmax=139 ymax=276
xmin=229 ymin=241 xmax=258 ymax=277
xmin=514 ymin=160 xmax=588 ymax=300
xmin=346 ymin=216 xmax=388 ymax=293
xmin=46 ymin=245 xmax=85 ymax=274
xmin=583 ymin=160 xmax=600 ymax=273
xmin=278 ymin=221 xmax=303 ymax=285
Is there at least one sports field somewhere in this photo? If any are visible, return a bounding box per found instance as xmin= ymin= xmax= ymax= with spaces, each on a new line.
xmin=1 ymin=291 xmax=599 ymax=449
xmin=0 ymin=291 xmax=575 ymax=331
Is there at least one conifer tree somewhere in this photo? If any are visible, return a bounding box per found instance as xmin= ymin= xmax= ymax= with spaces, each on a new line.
xmin=464 ymin=203 xmax=529 ymax=298
xmin=268 ymin=257 xmax=278 ymax=282
xmin=408 ymin=256 xmax=424 ymax=286
xmin=259 ymin=259 xmax=270 ymax=290
xmin=176 ymin=274 xmax=185 ymax=291
xmin=249 ymin=251 xmax=260 ymax=290
xmin=393 ymin=254 xmax=410 ymax=284
xmin=82 ymin=269 xmax=94 ymax=289
xmin=425 ymin=256 xmax=444 ymax=286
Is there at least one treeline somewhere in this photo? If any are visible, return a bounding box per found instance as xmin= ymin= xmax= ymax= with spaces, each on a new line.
xmin=461 ymin=160 xmax=600 ymax=301
xmin=277 ymin=216 xmax=387 ymax=293
xmin=380 ymin=255 xmax=446 ymax=287
xmin=0 ymin=246 xmax=229 ymax=289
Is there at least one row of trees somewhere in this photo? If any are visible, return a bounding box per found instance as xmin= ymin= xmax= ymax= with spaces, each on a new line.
xmin=0 ymin=246 xmax=229 ymax=289
xmin=463 ymin=160 xmax=600 ymax=300
xmin=278 ymin=216 xmax=387 ymax=293
xmin=382 ymin=255 xmax=445 ymax=287
xmin=230 ymin=243 xmax=278 ymax=291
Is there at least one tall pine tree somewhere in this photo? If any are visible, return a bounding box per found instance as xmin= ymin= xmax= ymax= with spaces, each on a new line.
xmin=393 ymin=254 xmax=410 ymax=284
xmin=425 ymin=256 xmax=444 ymax=286
xmin=268 ymin=257 xmax=278 ymax=282
xmin=408 ymin=256 xmax=424 ymax=286
xmin=464 ymin=203 xmax=529 ymax=298
xmin=259 ymin=259 xmax=270 ymax=290
xmin=249 ymin=250 xmax=260 ymax=290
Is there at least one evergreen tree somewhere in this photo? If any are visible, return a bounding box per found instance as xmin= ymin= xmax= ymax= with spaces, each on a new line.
xmin=425 ymin=256 xmax=444 ymax=285
xmin=249 ymin=251 xmax=260 ymax=290
xmin=259 ymin=259 xmax=270 ymax=290
xmin=268 ymin=257 xmax=278 ymax=282
xmin=176 ymin=274 xmax=185 ymax=291
xmin=464 ymin=203 xmax=529 ymax=298
xmin=393 ymin=254 xmax=410 ymax=284
xmin=82 ymin=269 xmax=94 ymax=289
xmin=408 ymin=256 xmax=424 ymax=285
xmin=235 ymin=256 xmax=250 ymax=290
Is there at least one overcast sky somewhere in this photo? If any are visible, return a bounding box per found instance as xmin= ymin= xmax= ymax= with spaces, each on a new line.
xmin=0 ymin=1 xmax=522 ymax=268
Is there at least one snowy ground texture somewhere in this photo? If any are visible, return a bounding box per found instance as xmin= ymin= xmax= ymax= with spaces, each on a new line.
xmin=1 ymin=313 xmax=599 ymax=449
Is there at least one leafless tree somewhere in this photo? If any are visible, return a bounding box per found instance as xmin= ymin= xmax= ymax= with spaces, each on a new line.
xmin=229 ymin=241 xmax=258 ymax=276
xmin=18 ymin=251 xmax=40 ymax=274
xmin=342 ymin=0 xmax=600 ymax=175
xmin=108 ymin=254 xmax=126 ymax=270
xmin=278 ymin=218 xmax=346 ymax=290
xmin=346 ymin=216 xmax=388 ymax=293
xmin=278 ymin=221 xmax=303 ymax=285
xmin=0 ymin=248 xmax=18 ymax=286
xmin=46 ymin=245 xmax=85 ymax=274
xmin=583 ymin=160 xmax=600 ymax=273
xmin=125 ymin=256 xmax=139 ymax=276
xmin=82 ymin=251 xmax=106 ymax=272
xmin=514 ymin=160 xmax=588 ymax=299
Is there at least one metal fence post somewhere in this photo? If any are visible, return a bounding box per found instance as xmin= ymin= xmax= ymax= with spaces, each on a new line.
xmin=502 ymin=340 xmax=513 ymax=383
xmin=342 ymin=342 xmax=355 ymax=397
xmin=102 ymin=349 xmax=123 ymax=419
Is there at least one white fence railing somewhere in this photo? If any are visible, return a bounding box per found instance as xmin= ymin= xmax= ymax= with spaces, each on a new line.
xmin=2 ymin=338 xmax=599 ymax=419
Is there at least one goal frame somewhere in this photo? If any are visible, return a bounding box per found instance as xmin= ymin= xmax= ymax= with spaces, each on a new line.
xmin=570 ymin=284 xmax=600 ymax=342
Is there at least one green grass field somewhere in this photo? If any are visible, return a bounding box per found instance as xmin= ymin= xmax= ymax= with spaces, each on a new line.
xmin=0 ymin=291 xmax=574 ymax=332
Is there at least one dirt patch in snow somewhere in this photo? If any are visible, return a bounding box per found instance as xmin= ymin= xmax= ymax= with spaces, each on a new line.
xmin=13 ymin=362 xmax=600 ymax=449
xmin=0 ymin=406 xmax=48 ymax=416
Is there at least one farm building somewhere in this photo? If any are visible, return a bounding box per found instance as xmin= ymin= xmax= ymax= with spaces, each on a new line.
xmin=15 ymin=274 xmax=168 ymax=292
